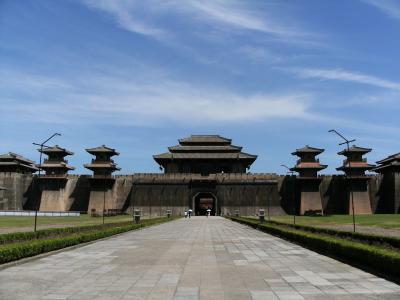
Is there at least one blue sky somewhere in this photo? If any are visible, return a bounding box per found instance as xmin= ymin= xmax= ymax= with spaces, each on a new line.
xmin=1 ymin=0 xmax=399 ymax=174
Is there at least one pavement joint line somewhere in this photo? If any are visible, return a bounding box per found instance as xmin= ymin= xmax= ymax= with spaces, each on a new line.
xmin=1 ymin=217 xmax=399 ymax=299
xmin=0 ymin=219 xmax=177 ymax=271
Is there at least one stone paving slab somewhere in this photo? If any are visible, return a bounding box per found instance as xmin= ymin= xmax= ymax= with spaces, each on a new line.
xmin=0 ymin=217 xmax=399 ymax=300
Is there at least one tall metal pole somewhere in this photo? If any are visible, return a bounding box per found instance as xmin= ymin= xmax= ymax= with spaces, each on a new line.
xmin=33 ymin=133 xmax=61 ymax=232
xmin=102 ymin=170 xmax=106 ymax=225
xmin=131 ymin=175 xmax=136 ymax=221
xmin=329 ymin=129 xmax=356 ymax=233
xmin=281 ymin=164 xmax=295 ymax=225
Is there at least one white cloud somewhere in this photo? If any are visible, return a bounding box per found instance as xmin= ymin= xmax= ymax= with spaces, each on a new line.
xmin=81 ymin=0 xmax=309 ymax=40
xmin=82 ymin=0 xmax=167 ymax=38
xmin=0 ymin=69 xmax=311 ymax=126
xmin=285 ymin=67 xmax=400 ymax=90
xmin=362 ymin=0 xmax=400 ymax=19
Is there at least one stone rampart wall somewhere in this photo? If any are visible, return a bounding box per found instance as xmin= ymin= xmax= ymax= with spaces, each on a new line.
xmin=1 ymin=172 xmax=399 ymax=215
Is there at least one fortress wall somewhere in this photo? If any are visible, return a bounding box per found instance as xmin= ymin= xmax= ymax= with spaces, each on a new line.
xmin=87 ymin=177 xmax=132 ymax=215
xmin=0 ymin=173 xmax=399 ymax=214
xmin=395 ymin=173 xmax=400 ymax=213
xmin=129 ymin=184 xmax=188 ymax=217
xmin=0 ymin=172 xmax=33 ymax=210
xmin=39 ymin=179 xmax=78 ymax=211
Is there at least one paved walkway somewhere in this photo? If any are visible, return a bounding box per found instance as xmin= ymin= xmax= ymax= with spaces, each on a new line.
xmin=0 ymin=217 xmax=399 ymax=300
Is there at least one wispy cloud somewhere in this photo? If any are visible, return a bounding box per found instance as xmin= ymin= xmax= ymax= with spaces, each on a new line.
xmin=362 ymin=0 xmax=400 ymax=19
xmin=284 ymin=67 xmax=400 ymax=90
xmin=82 ymin=0 xmax=311 ymax=40
xmin=0 ymin=69 xmax=311 ymax=126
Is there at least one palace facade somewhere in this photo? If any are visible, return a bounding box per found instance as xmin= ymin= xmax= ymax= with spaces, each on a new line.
xmin=0 ymin=135 xmax=399 ymax=216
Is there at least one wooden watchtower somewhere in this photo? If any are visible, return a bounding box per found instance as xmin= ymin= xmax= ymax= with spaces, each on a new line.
xmin=337 ymin=145 xmax=375 ymax=214
xmin=291 ymin=146 xmax=327 ymax=215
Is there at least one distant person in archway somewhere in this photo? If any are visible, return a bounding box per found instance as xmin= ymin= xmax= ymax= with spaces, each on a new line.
xmin=188 ymin=209 xmax=192 ymax=218
xmin=207 ymin=208 xmax=211 ymax=217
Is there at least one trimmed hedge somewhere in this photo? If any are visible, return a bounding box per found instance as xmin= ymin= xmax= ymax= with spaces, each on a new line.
xmin=239 ymin=217 xmax=400 ymax=250
xmin=0 ymin=217 xmax=176 ymax=245
xmin=0 ymin=217 xmax=177 ymax=264
xmin=228 ymin=217 xmax=400 ymax=281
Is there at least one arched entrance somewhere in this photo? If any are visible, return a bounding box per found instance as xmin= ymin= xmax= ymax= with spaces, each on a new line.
xmin=192 ymin=192 xmax=217 ymax=216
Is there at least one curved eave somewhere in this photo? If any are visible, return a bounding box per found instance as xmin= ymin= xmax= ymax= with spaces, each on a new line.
xmin=372 ymin=162 xmax=400 ymax=173
xmin=291 ymin=165 xmax=327 ymax=171
xmin=38 ymin=164 xmax=75 ymax=171
xmin=338 ymin=148 xmax=372 ymax=155
xmin=83 ymin=164 xmax=120 ymax=171
xmin=376 ymin=156 xmax=400 ymax=165
xmin=0 ymin=162 xmax=38 ymax=171
xmin=86 ymin=150 xmax=120 ymax=156
xmin=336 ymin=165 xmax=375 ymax=171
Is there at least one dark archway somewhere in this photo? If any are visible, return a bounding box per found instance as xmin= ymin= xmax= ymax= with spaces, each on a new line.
xmin=193 ymin=192 xmax=217 ymax=216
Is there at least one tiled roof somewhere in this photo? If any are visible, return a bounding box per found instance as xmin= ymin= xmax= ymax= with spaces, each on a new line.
xmin=0 ymin=161 xmax=38 ymax=171
xmin=179 ymin=135 xmax=231 ymax=145
xmin=39 ymin=145 xmax=74 ymax=155
xmin=86 ymin=145 xmax=119 ymax=155
xmin=338 ymin=145 xmax=372 ymax=155
xmin=84 ymin=163 xmax=121 ymax=171
xmin=376 ymin=153 xmax=400 ymax=165
xmin=153 ymin=152 xmax=257 ymax=160
xmin=337 ymin=162 xmax=375 ymax=171
xmin=291 ymin=162 xmax=327 ymax=170
xmin=372 ymin=161 xmax=400 ymax=172
xmin=168 ymin=145 xmax=242 ymax=152
xmin=292 ymin=145 xmax=324 ymax=156
xmin=37 ymin=162 xmax=75 ymax=170
xmin=0 ymin=152 xmax=35 ymax=164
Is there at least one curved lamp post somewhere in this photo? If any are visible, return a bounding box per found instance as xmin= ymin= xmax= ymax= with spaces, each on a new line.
xmin=33 ymin=133 xmax=61 ymax=232
xmin=329 ymin=129 xmax=356 ymax=233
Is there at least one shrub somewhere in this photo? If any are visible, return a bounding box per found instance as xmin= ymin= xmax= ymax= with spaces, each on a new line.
xmin=228 ymin=217 xmax=400 ymax=280
xmin=0 ymin=217 xmax=177 ymax=264
xmin=239 ymin=217 xmax=400 ymax=250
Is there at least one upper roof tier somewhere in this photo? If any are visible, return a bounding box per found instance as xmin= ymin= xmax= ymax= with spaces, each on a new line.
xmin=373 ymin=152 xmax=400 ymax=173
xmin=86 ymin=145 xmax=119 ymax=156
xmin=338 ymin=145 xmax=372 ymax=156
xmin=39 ymin=145 xmax=73 ymax=156
xmin=178 ymin=135 xmax=232 ymax=145
xmin=154 ymin=135 xmax=256 ymax=160
xmin=168 ymin=144 xmax=242 ymax=153
xmin=154 ymin=152 xmax=257 ymax=160
xmin=292 ymin=145 xmax=324 ymax=156
xmin=376 ymin=153 xmax=400 ymax=165
xmin=0 ymin=152 xmax=38 ymax=172
xmin=0 ymin=152 xmax=35 ymax=165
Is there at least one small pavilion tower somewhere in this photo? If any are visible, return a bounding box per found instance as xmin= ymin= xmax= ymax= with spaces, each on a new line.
xmin=337 ymin=146 xmax=375 ymax=177
xmin=291 ymin=146 xmax=327 ymax=177
xmin=84 ymin=145 xmax=120 ymax=216
xmin=84 ymin=145 xmax=120 ymax=177
xmin=37 ymin=145 xmax=75 ymax=177
xmin=337 ymin=145 xmax=375 ymax=214
xmin=290 ymin=146 xmax=327 ymax=215
xmin=373 ymin=153 xmax=400 ymax=213
xmin=35 ymin=146 xmax=75 ymax=211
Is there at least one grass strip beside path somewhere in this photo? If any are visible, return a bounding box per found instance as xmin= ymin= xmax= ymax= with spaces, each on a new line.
xmin=240 ymin=217 xmax=400 ymax=250
xmin=0 ymin=217 xmax=178 ymax=264
xmin=228 ymin=217 xmax=400 ymax=283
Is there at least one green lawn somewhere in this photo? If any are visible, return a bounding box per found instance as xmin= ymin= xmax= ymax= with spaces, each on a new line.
xmin=268 ymin=214 xmax=400 ymax=229
xmin=0 ymin=214 xmax=134 ymax=230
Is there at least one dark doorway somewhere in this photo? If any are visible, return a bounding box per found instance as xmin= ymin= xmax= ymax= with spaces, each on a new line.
xmin=194 ymin=192 xmax=216 ymax=216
